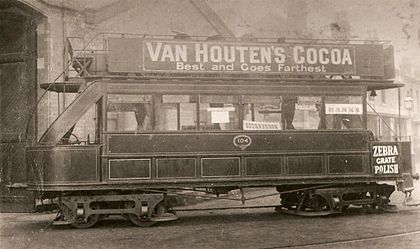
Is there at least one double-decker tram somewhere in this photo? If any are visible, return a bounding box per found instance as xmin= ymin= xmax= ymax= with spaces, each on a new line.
xmin=27 ymin=34 xmax=418 ymax=228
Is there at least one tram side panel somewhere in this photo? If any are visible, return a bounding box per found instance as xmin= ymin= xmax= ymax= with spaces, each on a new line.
xmin=26 ymin=134 xmax=417 ymax=194
xmin=103 ymin=131 xmax=374 ymax=187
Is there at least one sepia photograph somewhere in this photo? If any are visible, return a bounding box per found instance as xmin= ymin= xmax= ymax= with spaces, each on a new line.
xmin=1 ymin=0 xmax=420 ymax=248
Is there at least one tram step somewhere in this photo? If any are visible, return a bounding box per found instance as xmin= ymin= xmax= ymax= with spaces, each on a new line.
xmin=52 ymin=220 xmax=74 ymax=225
xmin=404 ymin=196 xmax=420 ymax=206
xmin=150 ymin=213 xmax=178 ymax=222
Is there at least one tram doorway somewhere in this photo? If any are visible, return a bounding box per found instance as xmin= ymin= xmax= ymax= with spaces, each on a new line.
xmin=0 ymin=1 xmax=41 ymax=212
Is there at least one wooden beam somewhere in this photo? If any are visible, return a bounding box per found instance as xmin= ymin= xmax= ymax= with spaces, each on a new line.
xmin=189 ymin=0 xmax=235 ymax=38
xmin=84 ymin=0 xmax=138 ymax=25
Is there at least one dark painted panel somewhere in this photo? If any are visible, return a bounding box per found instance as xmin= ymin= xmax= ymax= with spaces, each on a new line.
xmin=355 ymin=45 xmax=384 ymax=77
xmin=287 ymin=155 xmax=323 ymax=175
xmin=68 ymin=150 xmax=98 ymax=181
xmin=157 ymin=158 xmax=196 ymax=178
xmin=109 ymin=159 xmax=150 ymax=179
xmin=108 ymin=38 xmax=143 ymax=73
xmin=328 ymin=155 xmax=364 ymax=174
xmin=245 ymin=156 xmax=282 ymax=176
xmin=107 ymin=131 xmax=368 ymax=154
xmin=202 ymin=158 xmax=240 ymax=177
xmin=27 ymin=147 xmax=99 ymax=183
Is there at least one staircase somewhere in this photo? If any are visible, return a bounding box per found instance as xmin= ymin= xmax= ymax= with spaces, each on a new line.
xmin=39 ymin=81 xmax=104 ymax=145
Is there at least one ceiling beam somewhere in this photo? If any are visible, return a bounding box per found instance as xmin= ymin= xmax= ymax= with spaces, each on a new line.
xmin=189 ymin=0 xmax=235 ymax=38
xmin=84 ymin=0 xmax=137 ymax=25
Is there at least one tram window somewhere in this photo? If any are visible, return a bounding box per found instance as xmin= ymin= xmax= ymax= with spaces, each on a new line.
xmin=200 ymin=95 xmax=240 ymax=130
xmin=292 ymin=96 xmax=322 ymax=130
xmin=243 ymin=95 xmax=282 ymax=130
xmin=325 ymin=96 xmax=363 ymax=129
xmin=155 ymin=95 xmax=197 ymax=131
xmin=107 ymin=94 xmax=153 ymax=131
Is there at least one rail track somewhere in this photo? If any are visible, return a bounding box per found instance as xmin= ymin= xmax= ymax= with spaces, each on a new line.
xmin=265 ymin=229 xmax=420 ymax=249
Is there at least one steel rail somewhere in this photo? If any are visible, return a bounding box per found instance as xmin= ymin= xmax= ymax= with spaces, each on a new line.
xmin=261 ymin=229 xmax=420 ymax=249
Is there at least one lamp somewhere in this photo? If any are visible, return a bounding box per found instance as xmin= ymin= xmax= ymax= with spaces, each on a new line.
xmin=403 ymin=96 xmax=416 ymax=174
xmin=370 ymin=90 xmax=377 ymax=97
xmin=404 ymin=96 xmax=414 ymax=110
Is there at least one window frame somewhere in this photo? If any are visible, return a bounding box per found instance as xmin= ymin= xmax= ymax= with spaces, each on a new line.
xmin=104 ymin=92 xmax=367 ymax=132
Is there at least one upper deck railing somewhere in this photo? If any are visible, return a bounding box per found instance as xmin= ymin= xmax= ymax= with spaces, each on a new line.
xmin=64 ymin=32 xmax=395 ymax=80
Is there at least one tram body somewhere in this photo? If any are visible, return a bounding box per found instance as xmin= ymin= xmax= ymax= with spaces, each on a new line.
xmin=27 ymin=35 xmax=418 ymax=228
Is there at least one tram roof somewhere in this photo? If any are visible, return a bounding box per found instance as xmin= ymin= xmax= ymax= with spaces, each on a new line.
xmin=40 ymin=75 xmax=400 ymax=93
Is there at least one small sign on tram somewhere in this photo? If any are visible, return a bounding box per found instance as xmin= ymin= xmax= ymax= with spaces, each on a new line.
xmin=233 ymin=134 xmax=252 ymax=150
xmin=243 ymin=120 xmax=281 ymax=130
xmin=371 ymin=143 xmax=401 ymax=175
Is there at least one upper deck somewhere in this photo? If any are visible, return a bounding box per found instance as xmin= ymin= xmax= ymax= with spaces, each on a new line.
xmin=53 ymin=34 xmax=398 ymax=91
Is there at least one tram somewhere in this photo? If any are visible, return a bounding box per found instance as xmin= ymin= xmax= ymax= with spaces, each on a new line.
xmin=26 ymin=34 xmax=418 ymax=228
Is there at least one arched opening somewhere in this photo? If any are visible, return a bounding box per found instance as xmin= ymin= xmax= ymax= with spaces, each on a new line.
xmin=0 ymin=0 xmax=44 ymax=212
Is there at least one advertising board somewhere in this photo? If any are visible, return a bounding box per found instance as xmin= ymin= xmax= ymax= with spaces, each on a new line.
xmin=371 ymin=142 xmax=401 ymax=175
xmin=108 ymin=38 xmax=388 ymax=77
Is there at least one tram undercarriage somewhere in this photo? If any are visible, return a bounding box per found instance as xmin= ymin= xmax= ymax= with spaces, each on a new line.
xmin=49 ymin=182 xmax=396 ymax=228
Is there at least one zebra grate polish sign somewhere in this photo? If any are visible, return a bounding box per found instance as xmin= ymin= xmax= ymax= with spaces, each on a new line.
xmin=371 ymin=143 xmax=400 ymax=175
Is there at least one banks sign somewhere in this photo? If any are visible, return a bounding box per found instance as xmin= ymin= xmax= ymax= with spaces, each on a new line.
xmin=108 ymin=38 xmax=388 ymax=76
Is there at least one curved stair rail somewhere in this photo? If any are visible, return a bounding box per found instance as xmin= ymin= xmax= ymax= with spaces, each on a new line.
xmin=38 ymin=81 xmax=104 ymax=145
xmin=24 ymin=33 xmax=105 ymax=142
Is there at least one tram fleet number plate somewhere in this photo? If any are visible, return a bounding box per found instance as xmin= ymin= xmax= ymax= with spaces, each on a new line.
xmin=371 ymin=143 xmax=400 ymax=175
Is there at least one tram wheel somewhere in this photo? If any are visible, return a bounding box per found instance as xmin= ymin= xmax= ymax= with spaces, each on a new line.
xmin=310 ymin=194 xmax=332 ymax=212
xmin=127 ymin=214 xmax=157 ymax=227
xmin=71 ymin=214 xmax=101 ymax=229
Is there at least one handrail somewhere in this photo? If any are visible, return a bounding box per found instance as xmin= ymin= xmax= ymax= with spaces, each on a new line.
xmin=25 ymin=32 xmax=106 ymax=141
xmin=367 ymin=102 xmax=400 ymax=139
xmin=38 ymin=80 xmax=103 ymax=145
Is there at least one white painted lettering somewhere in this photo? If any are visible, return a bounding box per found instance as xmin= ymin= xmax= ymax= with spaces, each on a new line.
xmin=146 ymin=42 xmax=162 ymax=61
xmin=293 ymin=46 xmax=305 ymax=64
xmin=195 ymin=43 xmax=208 ymax=62
xmin=318 ymin=48 xmax=329 ymax=64
xmin=341 ymin=49 xmax=352 ymax=64
xmin=330 ymin=49 xmax=341 ymax=64
xmin=161 ymin=45 xmax=175 ymax=61
xmin=274 ymin=47 xmax=285 ymax=63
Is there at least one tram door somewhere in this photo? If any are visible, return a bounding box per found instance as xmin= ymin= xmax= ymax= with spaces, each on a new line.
xmin=0 ymin=8 xmax=38 ymax=212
